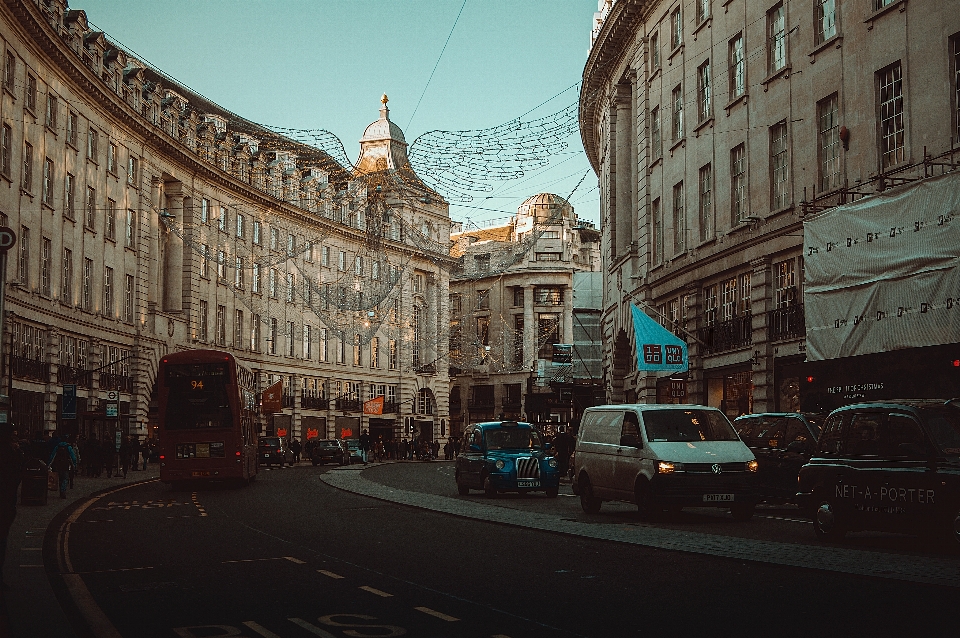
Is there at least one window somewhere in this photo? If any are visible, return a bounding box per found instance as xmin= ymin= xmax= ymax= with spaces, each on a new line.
xmin=699 ymin=164 xmax=713 ymax=242
xmin=127 ymin=156 xmax=138 ymax=184
xmin=388 ymin=339 xmax=398 ymax=370
xmin=672 ymin=85 xmax=683 ymax=141
xmin=652 ymin=198 xmax=663 ymax=264
xmin=774 ymin=258 xmax=799 ymax=307
xmin=234 ymin=257 xmax=244 ymax=289
xmin=25 ymin=73 xmax=36 ymax=112
xmin=476 ymin=315 xmax=490 ymax=348
xmin=45 ymin=94 xmax=57 ymax=130
xmin=200 ymin=198 xmax=209 ymax=224
xmin=85 ymin=187 xmax=96 ymax=229
xmin=303 ymin=324 xmax=312 ymax=359
xmin=103 ymin=267 xmax=114 ymax=316
xmin=87 ymin=128 xmax=98 ymax=161
xmin=67 ymin=112 xmax=77 ymax=147
xmin=82 ymin=258 xmax=93 ymax=311
xmin=252 ymin=220 xmax=261 ymax=245
xmin=18 ymin=226 xmax=28 ymax=285
xmin=42 ymin=157 xmax=53 ymax=206
xmin=338 ymin=250 xmax=346 ymax=271
xmin=371 ymin=261 xmax=380 ymax=280
xmin=354 ymin=255 xmax=363 ymax=276
xmin=252 ymin=262 xmax=261 ymax=293
xmin=474 ymin=253 xmax=490 ymax=273
xmin=61 ymin=248 xmax=72 ymax=303
xmin=198 ymin=300 xmax=208 ymax=341
xmin=672 ymin=182 xmax=685 ymax=253
xmin=318 ymin=328 xmax=327 ymax=362
xmin=105 ymin=198 xmax=116 ymax=240
xmin=218 ymin=206 xmax=228 ymax=232
xmin=729 ymin=34 xmax=745 ymax=99
xmin=234 ymin=310 xmax=244 ymax=349
xmin=22 ymin=142 xmax=32 ymax=192
xmin=353 ymin=333 xmax=362 ymax=366
xmin=818 ymin=93 xmax=840 ymax=192
xmin=954 ymin=36 xmax=960 ymax=145
xmin=477 ymin=289 xmax=490 ymax=310
xmin=1 ymin=124 xmax=10 ymax=177
xmin=287 ymin=234 xmax=296 ymax=255
xmin=535 ymin=252 xmax=561 ymax=261
xmin=670 ymin=6 xmax=682 ymax=50
xmin=651 ymin=106 xmax=661 ymax=160
xmin=370 ymin=336 xmax=379 ymax=368
xmin=236 ymin=213 xmax=244 ymax=239
xmin=650 ymin=31 xmax=660 ymax=69
xmin=286 ymin=272 xmax=295 ymax=302
xmin=40 ymin=237 xmax=51 ymax=296
xmin=816 ymin=0 xmax=836 ymax=44
xmin=512 ymin=287 xmax=524 ymax=307
xmin=125 ymin=209 xmax=135 ymax=248
xmin=123 ymin=274 xmax=134 ymax=322
xmin=696 ymin=0 xmax=710 ymax=25
xmin=534 ymin=286 xmax=563 ymax=305
xmin=770 ymin=122 xmax=790 ymax=209
xmin=768 ymin=3 xmax=786 ymax=74
xmin=270 ymin=227 xmax=279 ymax=251
xmin=738 ymin=272 xmax=752 ymax=316
xmin=63 ymin=173 xmax=76 ymax=218
xmin=703 ymin=283 xmax=718 ymax=326
xmin=720 ymin=278 xmax=737 ymax=322
xmin=107 ymin=143 xmax=117 ymax=174
xmin=251 ymin=315 xmax=261 ymax=352
xmin=269 ymin=269 xmax=278 ymax=298
xmin=697 ymin=61 xmax=711 ymax=121
xmin=216 ymin=250 xmax=226 ymax=280
xmin=878 ymin=62 xmax=904 ymax=169
xmin=412 ymin=308 xmax=422 ymax=367
xmin=3 ymin=51 xmax=14 ymax=91
xmin=200 ymin=245 xmax=209 ymax=278
xmin=730 ymin=144 xmax=747 ymax=224
xmin=321 ymin=245 xmax=330 ymax=266
xmin=216 ymin=305 xmax=226 ymax=346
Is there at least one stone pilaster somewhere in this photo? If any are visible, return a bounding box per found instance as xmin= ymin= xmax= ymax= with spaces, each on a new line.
xmin=750 ymin=257 xmax=774 ymax=412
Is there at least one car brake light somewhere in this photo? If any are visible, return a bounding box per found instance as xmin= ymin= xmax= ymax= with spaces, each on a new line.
xmin=159 ymin=454 xmax=165 ymax=460
xmin=235 ymin=451 xmax=241 ymax=457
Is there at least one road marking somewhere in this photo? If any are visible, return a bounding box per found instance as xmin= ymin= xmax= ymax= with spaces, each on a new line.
xmin=492 ymin=635 xmax=513 ymax=638
xmin=77 ymin=566 xmax=155 ymax=574
xmin=288 ymin=618 xmax=337 ymax=637
xmin=317 ymin=569 xmax=344 ymax=579
xmin=18 ymin=564 xmax=42 ymax=568
xmin=21 ymin=547 xmax=41 ymax=551
xmin=190 ymin=492 xmax=208 ymax=517
xmin=223 ymin=557 xmax=285 ymax=564
xmin=359 ymin=585 xmax=393 ymax=597
xmin=243 ymin=621 xmax=282 ymax=638
xmin=757 ymin=515 xmax=811 ymax=524
xmin=283 ymin=556 xmax=306 ymax=564
xmin=415 ymin=606 xmax=459 ymax=621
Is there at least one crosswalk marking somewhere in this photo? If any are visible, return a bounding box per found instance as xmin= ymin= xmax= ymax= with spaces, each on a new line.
xmin=415 ymin=606 xmax=459 ymax=621
xmin=242 ymin=621 xmax=281 ymax=638
xmin=288 ymin=618 xmax=338 ymax=637
xmin=359 ymin=585 xmax=393 ymax=597
xmin=317 ymin=569 xmax=344 ymax=579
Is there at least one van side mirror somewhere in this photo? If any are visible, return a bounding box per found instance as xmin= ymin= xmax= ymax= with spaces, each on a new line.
xmin=619 ymin=434 xmax=640 ymax=448
xmin=785 ymin=440 xmax=806 ymax=454
xmin=469 ymin=444 xmax=481 ymax=453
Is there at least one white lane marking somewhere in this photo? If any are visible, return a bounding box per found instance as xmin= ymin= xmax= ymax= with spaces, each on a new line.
xmin=757 ymin=515 xmax=812 ymax=524
xmin=415 ymin=606 xmax=459 ymax=621
xmin=284 ymin=556 xmax=306 ymax=564
xmin=317 ymin=569 xmax=344 ymax=579
xmin=359 ymin=585 xmax=393 ymax=597
xmin=18 ymin=564 xmax=43 ymax=568
xmin=243 ymin=621 xmax=282 ymax=637
xmin=223 ymin=557 xmax=284 ymax=564
xmin=77 ymin=566 xmax=154 ymax=574
xmin=21 ymin=547 xmax=41 ymax=551
xmin=492 ymin=635 xmax=513 ymax=638
xmin=288 ymin=618 xmax=338 ymax=637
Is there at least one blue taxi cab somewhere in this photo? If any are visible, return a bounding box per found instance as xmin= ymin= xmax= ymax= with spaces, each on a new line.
xmin=455 ymin=420 xmax=560 ymax=498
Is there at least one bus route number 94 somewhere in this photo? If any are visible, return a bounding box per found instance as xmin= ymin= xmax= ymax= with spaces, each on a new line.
xmin=191 ymin=380 xmax=204 ymax=390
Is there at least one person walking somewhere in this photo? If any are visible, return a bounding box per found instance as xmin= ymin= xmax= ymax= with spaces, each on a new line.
xmin=359 ymin=430 xmax=370 ymax=464
xmin=130 ymin=437 xmax=141 ymax=471
xmin=48 ymin=436 xmax=78 ymax=499
xmin=1 ymin=424 xmax=24 ymax=586
xmin=553 ymin=426 xmax=574 ymax=481
xmin=290 ymin=438 xmax=302 ymax=464
xmin=67 ymin=435 xmax=80 ymax=488
xmin=104 ymin=437 xmax=118 ymax=478
xmin=119 ymin=436 xmax=133 ymax=479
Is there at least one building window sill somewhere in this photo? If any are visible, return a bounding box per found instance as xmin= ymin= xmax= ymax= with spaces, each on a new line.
xmin=667 ymin=44 xmax=684 ymax=65
xmin=648 ymin=155 xmax=662 ymax=173
xmin=63 ymin=213 xmax=75 ymax=222
xmin=41 ymin=201 xmax=54 ymax=212
xmin=725 ymin=93 xmax=748 ymax=115
xmin=669 ymin=137 xmax=685 ymax=154
xmin=44 ymin=124 xmax=58 ymax=138
xmin=809 ymin=34 xmax=842 ymax=61
xmin=648 ymin=66 xmax=661 ymax=84
xmin=761 ymin=65 xmax=792 ymax=91
xmin=721 ymin=0 xmax=735 ymax=9
xmin=865 ymin=0 xmax=907 ymax=27
xmin=692 ymin=17 xmax=711 ymax=40
xmin=694 ymin=117 xmax=714 ymax=137
xmin=20 ymin=188 xmax=34 ymax=199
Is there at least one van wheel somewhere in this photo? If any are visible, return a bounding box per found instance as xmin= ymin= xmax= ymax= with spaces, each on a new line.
xmin=731 ymin=504 xmax=755 ymax=521
xmin=813 ymin=494 xmax=846 ymax=542
xmin=456 ymin=471 xmax=469 ymax=495
xmin=483 ymin=474 xmax=497 ymax=498
xmin=635 ymin=480 xmax=661 ymax=522
xmin=545 ymin=486 xmax=559 ymax=498
xmin=579 ymin=475 xmax=601 ymax=514
xmin=947 ymin=506 xmax=960 ymax=552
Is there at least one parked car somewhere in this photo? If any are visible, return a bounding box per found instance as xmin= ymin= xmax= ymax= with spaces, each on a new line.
xmin=574 ymin=404 xmax=759 ymax=520
xmin=733 ymin=412 xmax=824 ymax=502
xmin=310 ymin=439 xmax=350 ymax=466
xmin=796 ymin=400 xmax=960 ymax=546
xmin=343 ymin=439 xmax=363 ymax=463
xmin=456 ymin=420 xmax=561 ymax=498
xmin=258 ymin=437 xmax=293 ymax=467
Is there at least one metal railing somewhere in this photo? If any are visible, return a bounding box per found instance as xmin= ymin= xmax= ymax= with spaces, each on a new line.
xmin=698 ymin=313 xmax=752 ymax=355
xmin=99 ymin=372 xmax=133 ymax=392
xmin=12 ymin=356 xmax=48 ymax=382
xmin=58 ymin=365 xmax=92 ymax=388
xmin=301 ymin=396 xmax=329 ymax=410
xmin=768 ymin=304 xmax=805 ymax=342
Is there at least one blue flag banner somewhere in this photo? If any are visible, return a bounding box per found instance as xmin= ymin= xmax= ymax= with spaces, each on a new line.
xmin=631 ymin=304 xmax=688 ymax=372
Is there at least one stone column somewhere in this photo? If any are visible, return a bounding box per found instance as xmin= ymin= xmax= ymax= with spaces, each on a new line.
xmin=147 ymin=178 xmax=161 ymax=312
xmin=43 ymin=329 xmax=59 ymax=433
xmin=563 ymin=284 xmax=574 ymax=344
xmin=750 ymin=257 xmax=774 ymax=412
xmin=163 ymin=192 xmax=184 ymax=312
xmin=523 ymin=285 xmax=535 ymax=370
xmin=615 ymin=89 xmax=634 ymax=258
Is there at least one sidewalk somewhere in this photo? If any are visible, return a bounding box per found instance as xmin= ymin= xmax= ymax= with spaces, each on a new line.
xmin=1 ymin=467 xmax=159 ymax=638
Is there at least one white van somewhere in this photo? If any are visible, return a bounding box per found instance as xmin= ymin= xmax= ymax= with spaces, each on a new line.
xmin=573 ymin=404 xmax=760 ymax=520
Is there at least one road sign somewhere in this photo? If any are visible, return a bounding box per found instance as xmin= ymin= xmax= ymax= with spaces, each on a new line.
xmin=0 ymin=227 xmax=15 ymax=252
xmin=106 ymin=390 xmax=119 ymax=401
xmin=62 ymin=384 xmax=77 ymax=419
xmin=106 ymin=403 xmax=118 ymax=417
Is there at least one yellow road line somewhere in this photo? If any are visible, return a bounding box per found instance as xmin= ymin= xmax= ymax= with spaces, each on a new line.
xmin=415 ymin=606 xmax=460 ymax=621
xmin=359 ymin=585 xmax=393 ymax=597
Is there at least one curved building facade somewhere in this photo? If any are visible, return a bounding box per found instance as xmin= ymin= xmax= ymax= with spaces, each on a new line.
xmin=0 ymin=0 xmax=451 ymax=444
xmin=581 ymin=0 xmax=960 ymax=417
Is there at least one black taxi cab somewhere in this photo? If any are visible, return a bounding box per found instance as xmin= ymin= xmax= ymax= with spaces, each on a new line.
xmin=455 ymin=421 xmax=561 ymax=498
xmin=796 ymin=400 xmax=960 ymax=546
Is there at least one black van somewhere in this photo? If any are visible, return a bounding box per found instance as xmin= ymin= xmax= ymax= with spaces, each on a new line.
xmin=733 ymin=412 xmax=823 ymax=502
xmin=796 ymin=400 xmax=960 ymax=547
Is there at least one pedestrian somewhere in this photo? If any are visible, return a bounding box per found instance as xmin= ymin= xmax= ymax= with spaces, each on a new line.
xmin=67 ymin=435 xmax=80 ymax=488
xmin=1 ymin=424 xmax=24 ymax=588
xmin=290 ymin=438 xmax=302 ymax=464
xmin=432 ymin=439 xmax=440 ymax=460
xmin=104 ymin=437 xmax=118 ymax=478
xmin=89 ymin=437 xmax=103 ymax=478
xmin=359 ymin=429 xmax=370 ymax=464
xmin=553 ymin=426 xmax=574 ymax=481
xmin=48 ymin=436 xmax=78 ymax=499
xmin=119 ymin=436 xmax=133 ymax=479
xmin=141 ymin=440 xmax=150 ymax=470
xmin=398 ymin=438 xmax=408 ymax=461
xmin=130 ymin=437 xmax=141 ymax=471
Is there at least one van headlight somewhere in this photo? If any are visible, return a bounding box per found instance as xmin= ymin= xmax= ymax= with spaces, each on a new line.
xmin=547 ymin=457 xmax=557 ymax=468
xmin=657 ymin=461 xmax=684 ymax=474
xmin=495 ymin=460 xmax=505 ymax=470
xmin=746 ymin=460 xmax=759 ymax=473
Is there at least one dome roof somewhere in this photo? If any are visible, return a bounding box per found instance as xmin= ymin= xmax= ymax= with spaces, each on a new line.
xmin=520 ymin=192 xmax=571 ymax=208
xmin=359 ymin=94 xmax=406 ymax=144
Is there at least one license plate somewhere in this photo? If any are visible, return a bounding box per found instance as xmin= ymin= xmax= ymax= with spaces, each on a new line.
xmin=517 ymin=480 xmax=540 ymax=488
xmin=703 ymin=493 xmax=734 ymax=502
xmin=191 ymin=471 xmax=210 ymax=477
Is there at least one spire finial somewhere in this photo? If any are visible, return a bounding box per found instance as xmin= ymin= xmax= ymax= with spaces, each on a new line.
xmin=381 ymin=93 xmax=389 ymax=105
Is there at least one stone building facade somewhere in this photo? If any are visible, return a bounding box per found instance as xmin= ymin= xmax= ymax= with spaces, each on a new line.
xmin=581 ymin=0 xmax=960 ymax=418
xmin=0 ymin=0 xmax=451 ymax=444
xmin=448 ymin=193 xmax=601 ymax=434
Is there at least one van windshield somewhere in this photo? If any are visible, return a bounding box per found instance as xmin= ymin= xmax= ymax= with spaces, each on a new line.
xmin=644 ymin=409 xmax=740 ymax=442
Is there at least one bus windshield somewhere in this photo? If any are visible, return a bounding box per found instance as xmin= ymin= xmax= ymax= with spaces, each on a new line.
xmin=164 ymin=363 xmax=233 ymax=430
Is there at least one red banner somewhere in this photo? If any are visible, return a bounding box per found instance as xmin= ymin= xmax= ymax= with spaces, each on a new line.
xmin=362 ymin=396 xmax=384 ymax=415
xmin=261 ymin=380 xmax=283 ymax=413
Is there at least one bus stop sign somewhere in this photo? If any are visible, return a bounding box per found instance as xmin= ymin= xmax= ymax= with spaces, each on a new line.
xmin=0 ymin=227 xmax=16 ymax=252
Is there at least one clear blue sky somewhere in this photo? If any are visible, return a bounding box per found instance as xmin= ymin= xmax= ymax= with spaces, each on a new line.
xmin=77 ymin=0 xmax=600 ymax=227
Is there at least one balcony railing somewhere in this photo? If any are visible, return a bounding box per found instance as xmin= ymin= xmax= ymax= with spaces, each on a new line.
xmin=58 ymin=365 xmax=92 ymax=388
xmin=768 ymin=304 xmax=805 ymax=342
xmin=468 ymin=397 xmax=495 ymax=409
xmin=698 ymin=313 xmax=752 ymax=355
xmin=382 ymin=400 xmax=400 ymax=414
xmin=99 ymin=372 xmax=133 ymax=393
xmin=12 ymin=356 xmax=48 ymax=382
xmin=415 ymin=363 xmax=436 ymax=375
xmin=337 ymin=398 xmax=362 ymax=412
xmin=502 ymin=397 xmax=522 ymax=409
xmin=301 ymin=396 xmax=329 ymax=410
xmin=282 ymin=394 xmax=296 ymax=408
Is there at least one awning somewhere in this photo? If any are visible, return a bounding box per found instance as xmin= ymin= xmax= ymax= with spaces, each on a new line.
xmin=631 ymin=304 xmax=688 ymax=372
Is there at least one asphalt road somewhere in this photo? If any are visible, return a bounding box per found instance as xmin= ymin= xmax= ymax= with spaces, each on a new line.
xmin=50 ymin=462 xmax=959 ymax=638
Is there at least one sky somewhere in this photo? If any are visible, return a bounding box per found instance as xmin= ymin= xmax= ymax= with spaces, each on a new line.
xmin=77 ymin=0 xmax=601 ymax=228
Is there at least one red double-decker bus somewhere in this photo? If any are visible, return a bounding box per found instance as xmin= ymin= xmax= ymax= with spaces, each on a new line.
xmin=157 ymin=349 xmax=258 ymax=486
